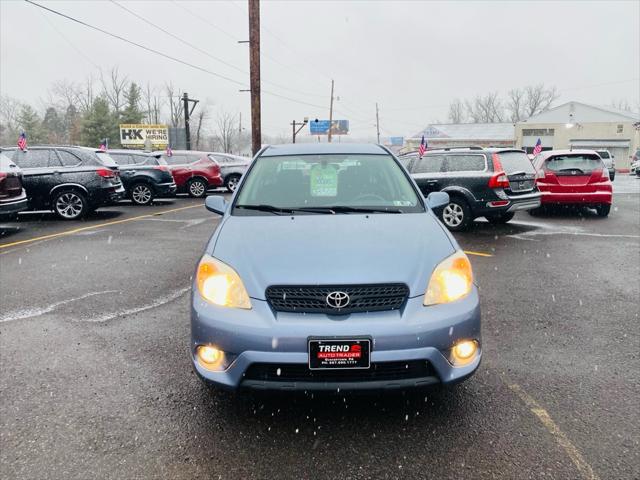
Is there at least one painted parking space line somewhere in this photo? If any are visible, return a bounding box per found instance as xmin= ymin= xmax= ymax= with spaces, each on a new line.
xmin=464 ymin=250 xmax=493 ymax=257
xmin=0 ymin=204 xmax=202 ymax=251
xmin=508 ymin=383 xmax=600 ymax=480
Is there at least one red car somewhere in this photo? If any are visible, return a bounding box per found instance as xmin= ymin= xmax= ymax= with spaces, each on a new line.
xmin=533 ymin=149 xmax=612 ymax=217
xmin=156 ymin=150 xmax=223 ymax=197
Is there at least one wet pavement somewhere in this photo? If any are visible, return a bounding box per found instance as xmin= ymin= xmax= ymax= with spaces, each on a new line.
xmin=1 ymin=177 xmax=639 ymax=479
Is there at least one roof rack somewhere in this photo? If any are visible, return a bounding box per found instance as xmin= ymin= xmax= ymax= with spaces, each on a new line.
xmin=440 ymin=146 xmax=484 ymax=151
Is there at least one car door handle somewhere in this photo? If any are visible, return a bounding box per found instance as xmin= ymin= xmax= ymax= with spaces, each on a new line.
xmin=52 ymin=170 xmax=61 ymax=175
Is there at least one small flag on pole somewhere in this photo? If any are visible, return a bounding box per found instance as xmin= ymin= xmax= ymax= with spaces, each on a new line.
xmin=166 ymin=145 xmax=173 ymax=157
xmin=17 ymin=132 xmax=27 ymax=151
xmin=418 ymin=135 xmax=427 ymax=158
xmin=532 ymin=138 xmax=542 ymax=156
xmin=99 ymin=138 xmax=108 ymax=151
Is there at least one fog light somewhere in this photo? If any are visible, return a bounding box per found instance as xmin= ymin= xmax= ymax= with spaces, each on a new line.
xmin=196 ymin=345 xmax=225 ymax=371
xmin=451 ymin=340 xmax=478 ymax=366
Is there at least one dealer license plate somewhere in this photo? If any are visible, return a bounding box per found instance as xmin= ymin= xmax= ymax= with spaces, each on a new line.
xmin=308 ymin=339 xmax=371 ymax=370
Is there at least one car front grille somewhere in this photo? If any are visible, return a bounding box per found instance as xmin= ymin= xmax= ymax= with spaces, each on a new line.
xmin=243 ymin=361 xmax=435 ymax=383
xmin=265 ymin=283 xmax=409 ymax=315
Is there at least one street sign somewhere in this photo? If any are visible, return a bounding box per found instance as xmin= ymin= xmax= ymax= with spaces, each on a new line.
xmin=389 ymin=137 xmax=404 ymax=146
xmin=309 ymin=120 xmax=349 ymax=135
xmin=119 ymin=124 xmax=169 ymax=149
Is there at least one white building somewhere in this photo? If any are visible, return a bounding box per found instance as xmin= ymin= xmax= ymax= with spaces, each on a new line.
xmin=515 ymin=102 xmax=640 ymax=171
xmin=406 ymin=123 xmax=515 ymax=151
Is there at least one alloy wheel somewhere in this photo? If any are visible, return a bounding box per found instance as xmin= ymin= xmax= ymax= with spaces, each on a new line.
xmin=442 ymin=203 xmax=464 ymax=227
xmin=189 ymin=180 xmax=206 ymax=197
xmin=55 ymin=192 xmax=84 ymax=219
xmin=132 ymin=184 xmax=152 ymax=205
xmin=227 ymin=176 xmax=239 ymax=192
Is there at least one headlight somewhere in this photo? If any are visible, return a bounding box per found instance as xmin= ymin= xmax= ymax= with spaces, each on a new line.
xmin=423 ymin=250 xmax=473 ymax=306
xmin=196 ymin=254 xmax=252 ymax=309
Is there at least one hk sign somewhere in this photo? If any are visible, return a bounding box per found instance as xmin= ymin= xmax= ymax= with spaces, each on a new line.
xmin=119 ymin=124 xmax=169 ymax=149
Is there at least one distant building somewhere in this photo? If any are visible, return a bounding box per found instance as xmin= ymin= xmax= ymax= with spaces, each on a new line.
xmin=406 ymin=123 xmax=515 ymax=152
xmin=515 ymin=101 xmax=640 ymax=171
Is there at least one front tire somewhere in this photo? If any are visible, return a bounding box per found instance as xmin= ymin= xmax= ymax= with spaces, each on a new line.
xmin=225 ymin=174 xmax=241 ymax=193
xmin=52 ymin=190 xmax=88 ymax=220
xmin=485 ymin=212 xmax=515 ymax=224
xmin=595 ymin=204 xmax=611 ymax=217
xmin=188 ymin=178 xmax=208 ymax=198
xmin=130 ymin=183 xmax=154 ymax=205
xmin=439 ymin=198 xmax=473 ymax=231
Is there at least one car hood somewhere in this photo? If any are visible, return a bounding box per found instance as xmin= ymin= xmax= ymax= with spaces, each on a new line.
xmin=210 ymin=213 xmax=456 ymax=300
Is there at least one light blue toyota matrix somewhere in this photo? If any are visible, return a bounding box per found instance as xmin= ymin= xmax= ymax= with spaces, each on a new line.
xmin=191 ymin=143 xmax=481 ymax=392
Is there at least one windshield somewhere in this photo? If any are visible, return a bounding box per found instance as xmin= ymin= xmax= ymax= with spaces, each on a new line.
xmin=498 ymin=151 xmax=536 ymax=174
xmin=545 ymin=154 xmax=603 ymax=173
xmin=596 ymin=150 xmax=610 ymax=159
xmin=233 ymin=153 xmax=423 ymax=214
xmin=96 ymin=152 xmax=118 ymax=167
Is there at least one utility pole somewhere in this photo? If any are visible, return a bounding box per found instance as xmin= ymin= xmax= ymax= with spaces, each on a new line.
xmin=327 ymin=79 xmax=334 ymax=143
xmin=182 ymin=92 xmax=199 ymax=150
xmin=375 ymin=102 xmax=380 ymax=144
xmin=248 ymin=0 xmax=261 ymax=155
xmin=290 ymin=117 xmax=309 ymax=143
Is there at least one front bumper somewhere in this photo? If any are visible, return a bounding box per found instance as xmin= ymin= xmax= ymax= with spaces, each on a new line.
xmin=0 ymin=193 xmax=28 ymax=218
xmin=191 ymin=287 xmax=482 ymax=391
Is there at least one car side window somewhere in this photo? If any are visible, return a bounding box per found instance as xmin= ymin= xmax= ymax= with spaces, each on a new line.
xmin=188 ymin=155 xmax=203 ymax=164
xmin=211 ymin=155 xmax=229 ymax=164
xmin=56 ymin=150 xmax=83 ymax=167
xmin=163 ymin=154 xmax=187 ymax=165
xmin=444 ymin=154 xmax=486 ymax=172
xmin=110 ymin=154 xmax=131 ymax=165
xmin=131 ymin=155 xmax=148 ymax=165
xmin=13 ymin=149 xmax=52 ymax=169
xmin=413 ymin=155 xmax=445 ymax=174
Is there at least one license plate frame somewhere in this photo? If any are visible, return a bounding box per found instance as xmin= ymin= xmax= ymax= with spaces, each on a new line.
xmin=308 ymin=338 xmax=371 ymax=370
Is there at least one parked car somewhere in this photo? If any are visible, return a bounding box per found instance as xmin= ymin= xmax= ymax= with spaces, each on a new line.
xmin=191 ymin=143 xmax=481 ymax=393
xmin=631 ymin=148 xmax=640 ymax=176
xmin=3 ymin=146 xmax=125 ymax=220
xmin=0 ymin=152 xmax=28 ymax=221
xmin=405 ymin=147 xmax=541 ymax=231
xmin=155 ymin=150 xmax=223 ymax=197
xmin=207 ymin=153 xmax=250 ymax=192
xmin=108 ymin=150 xmax=176 ymax=205
xmin=595 ymin=150 xmax=616 ymax=181
xmin=532 ymin=149 xmax=612 ymax=216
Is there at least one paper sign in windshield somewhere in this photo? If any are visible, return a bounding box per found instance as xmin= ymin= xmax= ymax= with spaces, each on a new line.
xmin=310 ymin=164 xmax=338 ymax=197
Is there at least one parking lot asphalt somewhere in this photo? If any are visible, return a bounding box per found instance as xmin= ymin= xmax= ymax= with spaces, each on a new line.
xmin=1 ymin=178 xmax=639 ymax=480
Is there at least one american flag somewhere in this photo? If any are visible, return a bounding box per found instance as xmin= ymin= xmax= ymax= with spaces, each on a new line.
xmin=17 ymin=132 xmax=27 ymax=151
xmin=418 ymin=135 xmax=427 ymax=158
xmin=166 ymin=145 xmax=173 ymax=157
xmin=532 ymin=138 xmax=542 ymax=156
xmin=99 ymin=139 xmax=108 ymax=151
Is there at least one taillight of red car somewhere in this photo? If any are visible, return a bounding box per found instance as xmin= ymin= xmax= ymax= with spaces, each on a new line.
xmin=488 ymin=153 xmax=510 ymax=189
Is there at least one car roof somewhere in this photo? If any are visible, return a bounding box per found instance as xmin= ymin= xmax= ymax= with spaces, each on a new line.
xmin=425 ymin=147 xmax=525 ymax=154
xmin=260 ymin=143 xmax=388 ymax=157
xmin=152 ymin=150 xmax=209 ymax=156
xmin=537 ymin=149 xmax=599 ymax=159
xmin=2 ymin=145 xmax=104 ymax=153
xmin=108 ymin=149 xmax=156 ymax=156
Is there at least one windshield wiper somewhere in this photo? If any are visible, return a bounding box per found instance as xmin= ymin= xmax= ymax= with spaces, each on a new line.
xmin=310 ymin=205 xmax=403 ymax=214
xmin=235 ymin=204 xmax=329 ymax=215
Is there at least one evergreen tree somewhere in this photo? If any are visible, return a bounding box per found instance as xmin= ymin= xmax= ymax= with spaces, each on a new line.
xmin=17 ymin=104 xmax=47 ymax=144
xmin=64 ymin=104 xmax=81 ymax=144
xmin=42 ymin=107 xmax=64 ymax=143
xmin=80 ymin=97 xmax=119 ymax=148
xmin=121 ymin=82 xmax=144 ymax=124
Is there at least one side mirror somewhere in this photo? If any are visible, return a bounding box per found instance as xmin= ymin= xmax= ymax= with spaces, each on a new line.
xmin=205 ymin=195 xmax=228 ymax=215
xmin=426 ymin=191 xmax=449 ymax=210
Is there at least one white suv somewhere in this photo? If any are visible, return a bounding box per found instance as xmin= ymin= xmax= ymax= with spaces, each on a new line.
xmin=596 ymin=150 xmax=615 ymax=181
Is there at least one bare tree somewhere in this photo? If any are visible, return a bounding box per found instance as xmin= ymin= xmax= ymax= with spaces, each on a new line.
xmin=610 ymin=99 xmax=633 ymax=112
xmin=506 ymin=88 xmax=526 ymax=122
xmin=192 ymin=102 xmax=211 ymax=150
xmin=101 ymin=67 xmax=128 ymax=116
xmin=77 ymin=74 xmax=96 ymax=114
xmin=214 ymin=110 xmax=238 ymax=153
xmin=165 ymin=83 xmax=183 ymax=128
xmin=465 ymin=92 xmax=503 ymax=123
xmin=523 ymin=84 xmax=558 ymax=118
xmin=448 ymin=99 xmax=464 ymax=123
xmin=142 ymin=82 xmax=163 ymax=124
xmin=0 ymin=95 xmax=22 ymax=144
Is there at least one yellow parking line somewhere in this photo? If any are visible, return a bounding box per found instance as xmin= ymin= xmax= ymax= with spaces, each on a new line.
xmin=0 ymin=204 xmax=202 ymax=250
xmin=464 ymin=250 xmax=493 ymax=257
xmin=508 ymin=383 xmax=600 ymax=480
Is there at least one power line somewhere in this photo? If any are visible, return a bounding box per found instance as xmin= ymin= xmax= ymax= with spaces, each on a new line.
xmin=24 ymin=0 xmax=332 ymax=111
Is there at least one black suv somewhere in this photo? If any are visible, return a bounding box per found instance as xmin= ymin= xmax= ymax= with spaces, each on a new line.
xmin=403 ymin=147 xmax=541 ymax=231
xmin=108 ymin=150 xmax=176 ymax=205
xmin=3 ymin=146 xmax=125 ymax=220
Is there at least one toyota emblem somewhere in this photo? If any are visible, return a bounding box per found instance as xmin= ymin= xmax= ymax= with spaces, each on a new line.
xmin=326 ymin=291 xmax=350 ymax=309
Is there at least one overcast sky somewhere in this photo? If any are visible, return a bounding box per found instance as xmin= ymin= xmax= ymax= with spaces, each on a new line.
xmin=1 ymin=0 xmax=639 ymax=140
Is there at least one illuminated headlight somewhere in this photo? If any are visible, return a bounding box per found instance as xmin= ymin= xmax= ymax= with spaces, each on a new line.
xmin=196 ymin=254 xmax=251 ymax=309
xmin=449 ymin=340 xmax=479 ymax=366
xmin=423 ymin=251 xmax=474 ymax=306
